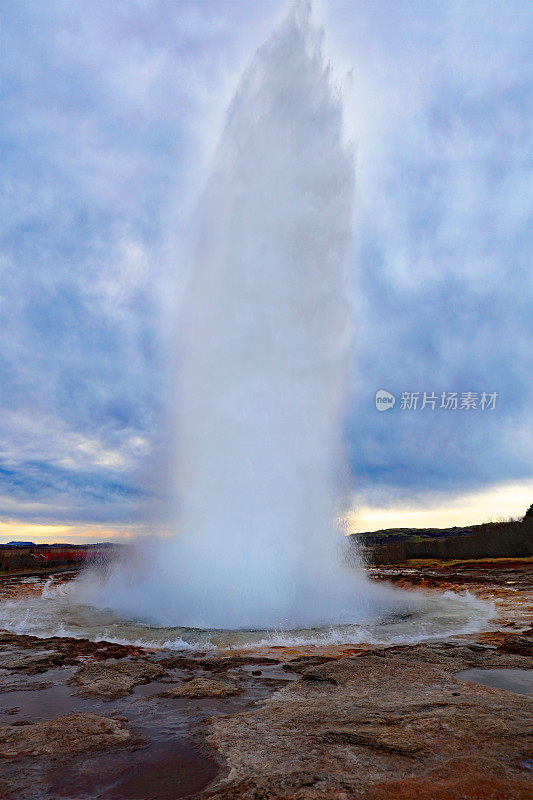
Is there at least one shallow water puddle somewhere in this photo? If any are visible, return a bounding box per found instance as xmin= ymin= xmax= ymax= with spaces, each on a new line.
xmin=239 ymin=663 xmax=299 ymax=681
xmin=456 ymin=668 xmax=533 ymax=696
xmin=46 ymin=739 xmax=218 ymax=800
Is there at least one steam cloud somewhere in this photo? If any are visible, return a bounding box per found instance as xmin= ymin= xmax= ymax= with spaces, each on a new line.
xmin=76 ymin=5 xmax=416 ymax=630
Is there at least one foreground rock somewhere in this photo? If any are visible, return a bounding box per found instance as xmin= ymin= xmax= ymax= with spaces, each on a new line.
xmin=0 ymin=630 xmax=145 ymax=661
xmin=160 ymin=677 xmax=242 ymax=699
xmin=69 ymin=660 xmax=168 ymax=698
xmin=159 ymin=655 xmax=279 ymax=672
xmin=202 ymin=643 xmax=533 ymax=800
xmin=0 ymin=631 xmax=151 ymax=689
xmin=0 ymin=713 xmax=131 ymax=759
xmin=283 ymin=655 xmax=336 ymax=673
xmin=1 ymin=651 xmax=75 ymax=674
xmin=497 ymin=627 xmax=533 ymax=656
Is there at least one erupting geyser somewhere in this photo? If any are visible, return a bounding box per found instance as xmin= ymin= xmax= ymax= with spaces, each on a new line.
xmin=170 ymin=4 xmax=359 ymax=627
xmin=75 ymin=4 xmax=419 ymax=630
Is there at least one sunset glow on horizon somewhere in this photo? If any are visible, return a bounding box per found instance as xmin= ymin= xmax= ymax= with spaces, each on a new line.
xmin=1 ymin=480 xmax=531 ymax=545
xmin=348 ymin=482 xmax=533 ymax=534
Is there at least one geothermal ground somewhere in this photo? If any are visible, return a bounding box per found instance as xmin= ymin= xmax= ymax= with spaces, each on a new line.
xmin=0 ymin=561 xmax=531 ymax=800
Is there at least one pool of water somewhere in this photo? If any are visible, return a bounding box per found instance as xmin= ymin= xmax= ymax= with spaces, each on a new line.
xmin=456 ymin=668 xmax=533 ymax=696
xmin=0 ymin=574 xmax=494 ymax=651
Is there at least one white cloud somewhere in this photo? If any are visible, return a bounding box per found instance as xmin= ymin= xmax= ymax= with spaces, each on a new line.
xmin=0 ymin=410 xmax=139 ymax=472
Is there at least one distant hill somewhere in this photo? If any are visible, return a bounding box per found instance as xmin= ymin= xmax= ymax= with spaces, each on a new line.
xmin=350 ymin=518 xmax=532 ymax=564
xmin=5 ymin=541 xmax=35 ymax=546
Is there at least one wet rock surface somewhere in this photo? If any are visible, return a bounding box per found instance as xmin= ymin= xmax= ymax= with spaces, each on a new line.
xmin=0 ymin=712 xmax=131 ymax=758
xmin=159 ymin=654 xmax=279 ymax=673
xmin=0 ymin=562 xmax=532 ymax=799
xmin=69 ymin=660 xmax=169 ymax=698
xmin=497 ymin=627 xmax=533 ymax=656
xmin=160 ymin=677 xmax=242 ymax=699
xmin=0 ymin=630 xmax=146 ymax=660
xmin=1 ymin=650 xmax=76 ymax=674
xmin=0 ymin=596 xmax=288 ymax=799
xmin=282 ymin=654 xmax=336 ymax=673
xmin=0 ymin=630 xmax=149 ymax=694
xmin=202 ymin=643 xmax=533 ymax=800
xmin=370 ymin=558 xmax=533 ymax=590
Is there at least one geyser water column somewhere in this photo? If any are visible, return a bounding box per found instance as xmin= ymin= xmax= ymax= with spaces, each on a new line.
xmin=167 ymin=4 xmax=358 ymax=628
xmin=77 ymin=4 xmax=409 ymax=630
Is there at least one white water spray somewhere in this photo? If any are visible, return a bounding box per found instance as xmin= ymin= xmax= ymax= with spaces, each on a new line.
xmin=74 ymin=5 xmax=420 ymax=630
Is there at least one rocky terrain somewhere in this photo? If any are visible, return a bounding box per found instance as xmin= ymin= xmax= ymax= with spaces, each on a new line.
xmin=0 ymin=713 xmax=132 ymax=759
xmin=0 ymin=562 xmax=531 ymax=799
xmin=203 ymin=641 xmax=532 ymax=799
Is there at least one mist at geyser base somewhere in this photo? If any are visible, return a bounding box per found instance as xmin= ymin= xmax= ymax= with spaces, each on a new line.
xmin=74 ymin=5 xmax=425 ymax=631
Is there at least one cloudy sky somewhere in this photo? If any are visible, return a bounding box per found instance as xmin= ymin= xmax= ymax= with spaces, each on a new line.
xmin=1 ymin=0 xmax=532 ymax=542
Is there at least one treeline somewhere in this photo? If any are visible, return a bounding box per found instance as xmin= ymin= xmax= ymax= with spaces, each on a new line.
xmin=352 ymin=518 xmax=532 ymax=565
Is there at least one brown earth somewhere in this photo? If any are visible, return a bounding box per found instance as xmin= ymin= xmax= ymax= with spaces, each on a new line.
xmin=0 ymin=629 xmax=146 ymax=661
xmin=0 ymin=713 xmax=131 ymax=758
xmin=0 ymin=562 xmax=531 ymax=799
xmin=159 ymin=677 xmax=242 ymax=699
xmin=69 ymin=660 xmax=169 ymax=698
xmin=202 ymin=642 xmax=532 ymax=800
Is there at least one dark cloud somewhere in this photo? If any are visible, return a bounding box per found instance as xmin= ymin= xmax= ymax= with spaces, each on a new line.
xmin=1 ymin=0 xmax=531 ymax=526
